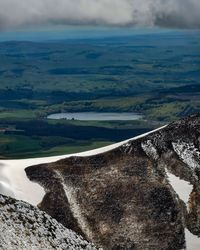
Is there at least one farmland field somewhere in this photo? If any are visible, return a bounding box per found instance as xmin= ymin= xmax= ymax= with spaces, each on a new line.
xmin=0 ymin=29 xmax=199 ymax=158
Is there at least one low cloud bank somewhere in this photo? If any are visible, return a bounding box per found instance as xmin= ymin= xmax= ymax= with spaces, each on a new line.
xmin=0 ymin=0 xmax=200 ymax=30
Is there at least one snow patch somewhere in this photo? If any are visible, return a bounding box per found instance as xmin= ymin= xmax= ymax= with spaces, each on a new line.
xmin=166 ymin=171 xmax=200 ymax=249
xmin=172 ymin=142 xmax=200 ymax=171
xmin=166 ymin=170 xmax=192 ymax=209
xmin=141 ymin=140 xmax=158 ymax=160
xmin=55 ymin=170 xmax=94 ymax=241
xmin=185 ymin=229 xmax=200 ymax=250
xmin=0 ymin=180 xmax=15 ymax=197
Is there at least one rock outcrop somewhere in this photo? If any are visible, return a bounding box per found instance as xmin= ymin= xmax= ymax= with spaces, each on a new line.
xmin=25 ymin=114 xmax=200 ymax=249
xmin=0 ymin=194 xmax=98 ymax=250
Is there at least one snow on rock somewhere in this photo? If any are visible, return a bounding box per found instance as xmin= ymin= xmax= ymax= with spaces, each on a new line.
xmin=55 ymin=170 xmax=94 ymax=241
xmin=166 ymin=170 xmax=193 ymax=208
xmin=166 ymin=171 xmax=200 ymax=249
xmin=141 ymin=140 xmax=159 ymax=160
xmin=172 ymin=141 xmax=200 ymax=172
xmin=185 ymin=229 xmax=200 ymax=250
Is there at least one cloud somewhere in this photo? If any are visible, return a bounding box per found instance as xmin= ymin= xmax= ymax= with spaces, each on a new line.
xmin=0 ymin=0 xmax=200 ymax=30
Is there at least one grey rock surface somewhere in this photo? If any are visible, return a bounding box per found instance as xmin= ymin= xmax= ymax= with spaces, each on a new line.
xmin=0 ymin=194 xmax=98 ymax=250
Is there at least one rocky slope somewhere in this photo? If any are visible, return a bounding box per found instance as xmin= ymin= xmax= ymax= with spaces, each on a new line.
xmin=25 ymin=114 xmax=200 ymax=249
xmin=0 ymin=194 xmax=98 ymax=250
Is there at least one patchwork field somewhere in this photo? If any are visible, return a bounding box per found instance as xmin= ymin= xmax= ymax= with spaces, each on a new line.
xmin=0 ymin=30 xmax=199 ymax=158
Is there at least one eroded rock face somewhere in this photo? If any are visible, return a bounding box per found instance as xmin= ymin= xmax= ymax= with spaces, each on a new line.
xmin=26 ymin=114 xmax=200 ymax=249
xmin=0 ymin=194 xmax=98 ymax=250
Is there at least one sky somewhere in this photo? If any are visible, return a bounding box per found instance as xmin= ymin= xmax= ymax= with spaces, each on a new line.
xmin=0 ymin=0 xmax=200 ymax=31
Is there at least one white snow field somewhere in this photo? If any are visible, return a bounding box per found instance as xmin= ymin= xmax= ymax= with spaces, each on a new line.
xmin=0 ymin=126 xmax=165 ymax=205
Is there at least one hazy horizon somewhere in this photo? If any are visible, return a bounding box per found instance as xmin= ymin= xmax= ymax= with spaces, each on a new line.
xmin=0 ymin=26 xmax=198 ymax=42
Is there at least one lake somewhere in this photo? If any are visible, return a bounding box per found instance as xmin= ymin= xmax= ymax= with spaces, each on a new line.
xmin=47 ymin=112 xmax=143 ymax=121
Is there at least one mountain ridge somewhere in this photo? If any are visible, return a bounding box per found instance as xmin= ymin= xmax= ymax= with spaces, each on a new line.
xmin=25 ymin=114 xmax=200 ymax=249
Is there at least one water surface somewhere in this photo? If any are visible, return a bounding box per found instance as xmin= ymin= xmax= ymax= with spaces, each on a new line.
xmin=47 ymin=112 xmax=143 ymax=121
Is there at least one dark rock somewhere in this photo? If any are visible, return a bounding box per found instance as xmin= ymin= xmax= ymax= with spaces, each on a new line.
xmin=26 ymin=114 xmax=200 ymax=249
